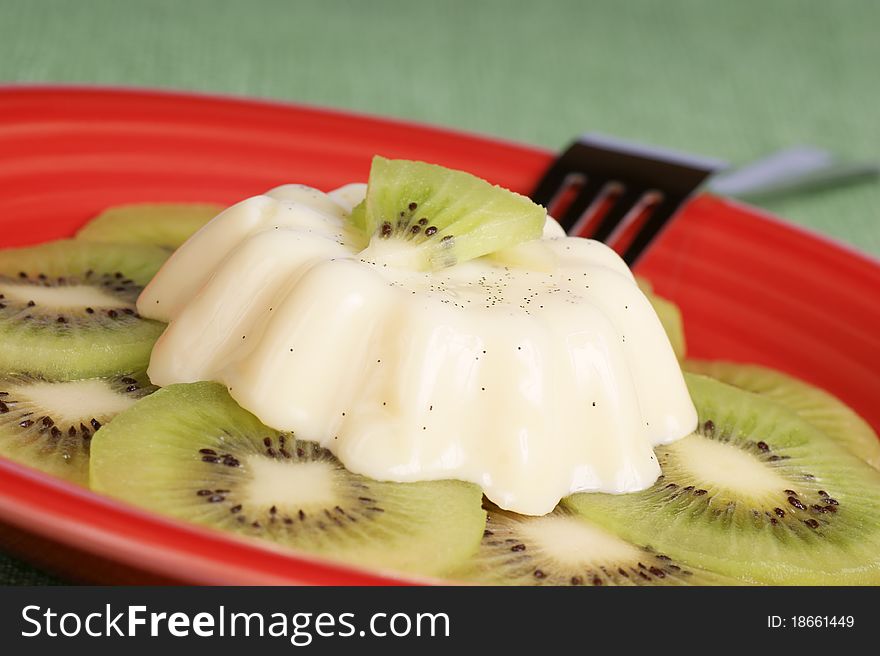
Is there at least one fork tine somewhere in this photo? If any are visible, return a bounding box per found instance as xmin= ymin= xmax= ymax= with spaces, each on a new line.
xmin=530 ymin=144 xmax=585 ymax=208
xmin=557 ymin=177 xmax=607 ymax=235
xmin=620 ymin=196 xmax=681 ymax=265
xmin=530 ymin=134 xmax=723 ymax=261
xmin=587 ymin=188 xmax=644 ymax=243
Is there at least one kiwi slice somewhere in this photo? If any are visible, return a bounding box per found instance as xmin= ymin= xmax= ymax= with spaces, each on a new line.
xmin=76 ymin=203 xmax=224 ymax=250
xmin=646 ymin=292 xmax=685 ymax=360
xmin=456 ymin=506 xmax=738 ymax=586
xmin=0 ymin=372 xmax=155 ymax=485
xmin=350 ymin=156 xmax=545 ymax=270
xmin=685 ymin=360 xmax=880 ymax=470
xmin=635 ymin=276 xmax=686 ymax=359
xmin=89 ymin=382 xmax=487 ymax=578
xmin=565 ymin=374 xmax=880 ymax=585
xmin=0 ymin=240 xmax=168 ymax=378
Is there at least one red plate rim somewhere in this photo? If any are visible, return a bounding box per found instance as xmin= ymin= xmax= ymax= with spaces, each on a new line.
xmin=2 ymin=82 xmax=875 ymax=267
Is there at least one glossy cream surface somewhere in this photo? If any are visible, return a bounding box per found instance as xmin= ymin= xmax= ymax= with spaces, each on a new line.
xmin=139 ymin=184 xmax=696 ymax=515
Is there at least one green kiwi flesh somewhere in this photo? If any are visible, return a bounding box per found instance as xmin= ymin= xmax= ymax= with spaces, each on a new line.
xmin=352 ymin=156 xmax=546 ymax=270
xmin=89 ymin=382 xmax=487 ymax=578
xmin=685 ymin=360 xmax=880 ymax=470
xmin=0 ymin=371 xmax=155 ymax=485
xmin=0 ymin=240 xmax=168 ymax=378
xmin=76 ymin=203 xmax=224 ymax=250
xmin=455 ymin=506 xmax=739 ymax=586
xmin=565 ymin=373 xmax=880 ymax=584
xmin=646 ymin=292 xmax=685 ymax=360
xmin=635 ymin=276 xmax=686 ymax=360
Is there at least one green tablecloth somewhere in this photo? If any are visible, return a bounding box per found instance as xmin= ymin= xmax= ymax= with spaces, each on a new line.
xmin=0 ymin=0 xmax=877 ymax=585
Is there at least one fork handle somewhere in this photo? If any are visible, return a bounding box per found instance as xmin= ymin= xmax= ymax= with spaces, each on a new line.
xmin=708 ymin=146 xmax=879 ymax=201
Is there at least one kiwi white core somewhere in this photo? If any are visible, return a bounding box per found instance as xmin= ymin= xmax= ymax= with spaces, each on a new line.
xmin=9 ymin=380 xmax=137 ymax=424
xmin=671 ymin=434 xmax=790 ymax=497
xmin=517 ymin=515 xmax=641 ymax=565
xmin=244 ymin=456 xmax=338 ymax=510
xmin=0 ymin=282 xmax=128 ymax=310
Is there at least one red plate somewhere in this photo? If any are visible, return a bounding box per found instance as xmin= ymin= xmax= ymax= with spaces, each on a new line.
xmin=0 ymin=87 xmax=878 ymax=585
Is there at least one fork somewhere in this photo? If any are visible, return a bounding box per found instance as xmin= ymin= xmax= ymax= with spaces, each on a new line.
xmin=529 ymin=133 xmax=723 ymax=265
xmin=531 ymin=134 xmax=880 ymax=265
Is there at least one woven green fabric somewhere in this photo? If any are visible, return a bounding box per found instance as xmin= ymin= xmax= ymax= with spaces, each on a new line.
xmin=0 ymin=0 xmax=877 ymax=584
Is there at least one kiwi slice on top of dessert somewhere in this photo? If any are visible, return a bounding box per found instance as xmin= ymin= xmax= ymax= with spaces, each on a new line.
xmin=685 ymin=360 xmax=880 ymax=470
xmin=76 ymin=203 xmax=224 ymax=250
xmin=90 ymin=382 xmax=486 ymax=578
xmin=0 ymin=239 xmax=168 ymax=378
xmin=456 ymin=505 xmax=738 ymax=586
xmin=349 ymin=156 xmax=546 ymax=270
xmin=566 ymin=373 xmax=880 ymax=585
xmin=0 ymin=372 xmax=155 ymax=485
